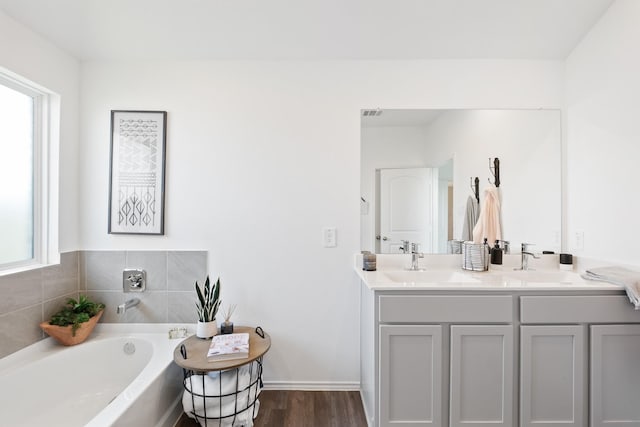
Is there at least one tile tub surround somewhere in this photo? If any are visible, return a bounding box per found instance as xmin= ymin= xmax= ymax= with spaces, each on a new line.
xmin=81 ymin=250 xmax=207 ymax=324
xmin=0 ymin=252 xmax=79 ymax=358
xmin=0 ymin=250 xmax=207 ymax=358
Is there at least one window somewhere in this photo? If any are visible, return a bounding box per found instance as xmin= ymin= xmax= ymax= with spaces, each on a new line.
xmin=0 ymin=70 xmax=58 ymax=272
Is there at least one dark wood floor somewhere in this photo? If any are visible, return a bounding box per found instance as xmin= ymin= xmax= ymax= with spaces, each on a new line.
xmin=175 ymin=390 xmax=368 ymax=427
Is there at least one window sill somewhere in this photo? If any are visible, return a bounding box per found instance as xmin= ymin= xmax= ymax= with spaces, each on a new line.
xmin=0 ymin=261 xmax=59 ymax=277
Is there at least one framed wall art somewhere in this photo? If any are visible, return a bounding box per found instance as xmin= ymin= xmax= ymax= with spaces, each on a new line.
xmin=108 ymin=110 xmax=167 ymax=235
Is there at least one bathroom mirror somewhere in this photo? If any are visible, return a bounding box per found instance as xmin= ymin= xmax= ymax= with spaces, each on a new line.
xmin=361 ymin=109 xmax=561 ymax=254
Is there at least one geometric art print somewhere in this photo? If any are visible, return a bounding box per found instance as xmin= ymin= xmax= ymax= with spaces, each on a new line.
xmin=108 ymin=111 xmax=166 ymax=234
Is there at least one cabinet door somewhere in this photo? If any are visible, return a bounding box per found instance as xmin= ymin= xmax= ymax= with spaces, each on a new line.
xmin=449 ymin=325 xmax=514 ymax=427
xmin=591 ymin=325 xmax=640 ymax=427
xmin=520 ymin=325 xmax=585 ymax=427
xmin=379 ymin=325 xmax=442 ymax=427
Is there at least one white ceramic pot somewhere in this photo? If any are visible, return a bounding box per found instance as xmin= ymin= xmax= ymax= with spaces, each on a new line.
xmin=196 ymin=319 xmax=218 ymax=339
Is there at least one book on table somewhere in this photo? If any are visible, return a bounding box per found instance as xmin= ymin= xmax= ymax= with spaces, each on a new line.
xmin=207 ymin=332 xmax=250 ymax=361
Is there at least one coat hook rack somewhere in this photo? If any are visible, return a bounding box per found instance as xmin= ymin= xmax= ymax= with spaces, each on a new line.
xmin=488 ymin=157 xmax=500 ymax=188
xmin=470 ymin=177 xmax=480 ymax=202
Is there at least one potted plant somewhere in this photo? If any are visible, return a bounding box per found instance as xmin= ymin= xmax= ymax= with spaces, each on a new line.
xmin=195 ymin=276 xmax=221 ymax=338
xmin=40 ymin=295 xmax=105 ymax=346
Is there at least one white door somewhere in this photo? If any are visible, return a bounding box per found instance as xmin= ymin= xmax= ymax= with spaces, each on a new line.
xmin=379 ymin=168 xmax=432 ymax=253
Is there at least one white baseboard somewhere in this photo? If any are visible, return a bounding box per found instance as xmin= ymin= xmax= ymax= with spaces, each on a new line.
xmin=359 ymin=390 xmax=374 ymax=427
xmin=262 ymin=381 xmax=360 ymax=391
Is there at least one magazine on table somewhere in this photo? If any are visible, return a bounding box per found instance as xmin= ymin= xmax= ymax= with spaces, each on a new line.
xmin=207 ymin=332 xmax=250 ymax=361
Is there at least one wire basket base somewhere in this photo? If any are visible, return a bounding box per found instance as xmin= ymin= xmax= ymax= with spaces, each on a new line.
xmin=182 ymin=358 xmax=263 ymax=427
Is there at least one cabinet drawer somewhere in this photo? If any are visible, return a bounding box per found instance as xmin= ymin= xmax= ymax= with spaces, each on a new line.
xmin=379 ymin=295 xmax=513 ymax=323
xmin=521 ymin=295 xmax=640 ymax=324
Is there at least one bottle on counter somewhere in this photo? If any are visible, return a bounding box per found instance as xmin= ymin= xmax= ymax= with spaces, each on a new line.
xmin=559 ymin=253 xmax=573 ymax=271
xmin=490 ymin=240 xmax=503 ymax=265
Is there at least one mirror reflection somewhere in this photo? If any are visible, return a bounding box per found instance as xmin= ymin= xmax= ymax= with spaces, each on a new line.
xmin=360 ymin=109 xmax=561 ymax=254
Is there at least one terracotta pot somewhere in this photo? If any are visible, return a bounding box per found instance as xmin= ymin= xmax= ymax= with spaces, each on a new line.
xmin=40 ymin=310 xmax=104 ymax=346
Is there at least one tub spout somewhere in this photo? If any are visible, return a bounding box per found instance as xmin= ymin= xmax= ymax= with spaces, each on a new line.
xmin=117 ymin=298 xmax=140 ymax=314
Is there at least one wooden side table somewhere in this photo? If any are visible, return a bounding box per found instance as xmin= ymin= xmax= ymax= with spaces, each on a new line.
xmin=173 ymin=326 xmax=271 ymax=427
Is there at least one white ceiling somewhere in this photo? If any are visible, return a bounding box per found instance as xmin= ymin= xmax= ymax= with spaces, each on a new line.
xmin=0 ymin=0 xmax=613 ymax=61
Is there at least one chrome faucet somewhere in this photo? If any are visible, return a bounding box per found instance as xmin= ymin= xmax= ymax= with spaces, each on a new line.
xmin=409 ymin=243 xmax=424 ymax=271
xmin=117 ymin=298 xmax=140 ymax=314
xmin=497 ymin=240 xmax=510 ymax=254
xmin=518 ymin=243 xmax=540 ymax=271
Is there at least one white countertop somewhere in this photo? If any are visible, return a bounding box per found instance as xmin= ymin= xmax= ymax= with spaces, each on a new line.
xmin=355 ymin=254 xmax=621 ymax=291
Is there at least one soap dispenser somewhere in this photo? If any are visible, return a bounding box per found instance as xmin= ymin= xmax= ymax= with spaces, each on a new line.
xmin=490 ymin=240 xmax=503 ymax=265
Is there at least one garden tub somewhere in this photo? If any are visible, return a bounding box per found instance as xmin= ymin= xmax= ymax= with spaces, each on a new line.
xmin=0 ymin=323 xmax=192 ymax=427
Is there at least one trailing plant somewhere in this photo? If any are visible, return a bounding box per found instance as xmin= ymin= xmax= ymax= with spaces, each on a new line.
xmin=195 ymin=276 xmax=221 ymax=322
xmin=49 ymin=295 xmax=105 ymax=336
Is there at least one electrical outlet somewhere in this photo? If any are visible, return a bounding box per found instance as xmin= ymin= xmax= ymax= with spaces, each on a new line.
xmin=574 ymin=231 xmax=585 ymax=251
xmin=323 ymin=227 xmax=337 ymax=247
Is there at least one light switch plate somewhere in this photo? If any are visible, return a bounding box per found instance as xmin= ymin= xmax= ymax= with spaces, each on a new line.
xmin=323 ymin=227 xmax=337 ymax=247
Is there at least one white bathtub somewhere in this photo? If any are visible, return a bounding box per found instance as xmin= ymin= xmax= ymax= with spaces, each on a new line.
xmin=0 ymin=323 xmax=192 ymax=427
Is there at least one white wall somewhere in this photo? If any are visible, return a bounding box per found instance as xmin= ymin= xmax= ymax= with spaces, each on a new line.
xmin=566 ymin=0 xmax=640 ymax=265
xmin=79 ymin=60 xmax=563 ymax=387
xmin=0 ymin=9 xmax=80 ymax=252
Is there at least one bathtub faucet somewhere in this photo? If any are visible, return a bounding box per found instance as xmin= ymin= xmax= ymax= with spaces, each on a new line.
xmin=117 ymin=298 xmax=140 ymax=314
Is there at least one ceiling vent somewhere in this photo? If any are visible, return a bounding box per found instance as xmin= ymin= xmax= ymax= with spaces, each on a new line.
xmin=362 ymin=109 xmax=383 ymax=117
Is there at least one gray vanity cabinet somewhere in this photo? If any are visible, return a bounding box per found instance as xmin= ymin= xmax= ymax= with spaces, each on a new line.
xmin=449 ymin=325 xmax=514 ymax=427
xmin=590 ymin=324 xmax=640 ymax=427
xmin=375 ymin=294 xmax=514 ymax=427
xmin=362 ymin=286 xmax=640 ymax=427
xmin=379 ymin=324 xmax=515 ymax=427
xmin=520 ymin=296 xmax=640 ymax=427
xmin=520 ymin=325 xmax=586 ymax=427
xmin=379 ymin=325 xmax=443 ymax=427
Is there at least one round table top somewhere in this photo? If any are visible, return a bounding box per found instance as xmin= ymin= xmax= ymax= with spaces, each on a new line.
xmin=173 ymin=326 xmax=271 ymax=372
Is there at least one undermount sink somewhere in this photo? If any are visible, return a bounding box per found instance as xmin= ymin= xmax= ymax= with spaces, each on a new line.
xmin=502 ymin=270 xmax=578 ymax=284
xmin=383 ymin=270 xmax=480 ymax=284
xmin=380 ymin=269 xmax=583 ymax=286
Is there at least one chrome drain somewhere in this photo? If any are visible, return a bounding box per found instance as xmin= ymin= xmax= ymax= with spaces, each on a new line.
xmin=123 ymin=341 xmax=136 ymax=355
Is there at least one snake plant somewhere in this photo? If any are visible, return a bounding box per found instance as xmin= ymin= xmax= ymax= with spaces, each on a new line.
xmin=195 ymin=276 xmax=221 ymax=322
